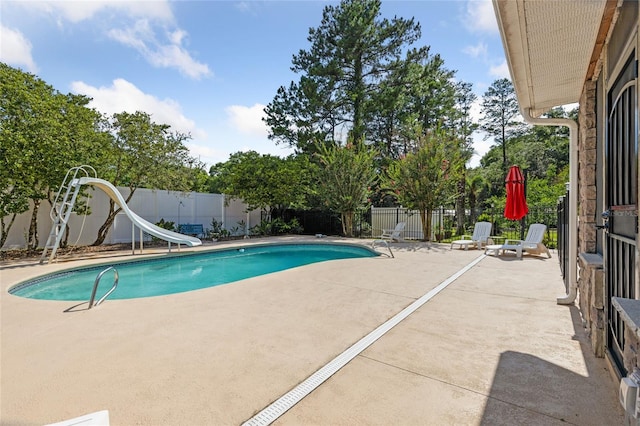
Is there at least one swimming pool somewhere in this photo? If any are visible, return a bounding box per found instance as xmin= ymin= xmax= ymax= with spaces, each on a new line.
xmin=9 ymin=243 xmax=379 ymax=301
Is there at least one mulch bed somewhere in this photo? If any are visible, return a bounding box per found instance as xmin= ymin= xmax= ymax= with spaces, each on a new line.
xmin=0 ymin=242 xmax=170 ymax=262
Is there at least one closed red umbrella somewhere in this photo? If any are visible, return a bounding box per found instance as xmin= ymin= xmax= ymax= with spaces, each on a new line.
xmin=504 ymin=165 xmax=528 ymax=220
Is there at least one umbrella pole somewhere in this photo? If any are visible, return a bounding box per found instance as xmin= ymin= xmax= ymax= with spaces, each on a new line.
xmin=520 ymin=169 xmax=527 ymax=240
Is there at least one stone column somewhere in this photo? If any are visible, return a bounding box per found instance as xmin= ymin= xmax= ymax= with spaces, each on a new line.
xmin=578 ymin=80 xmax=598 ymax=254
xmin=577 ymin=81 xmax=605 ymax=357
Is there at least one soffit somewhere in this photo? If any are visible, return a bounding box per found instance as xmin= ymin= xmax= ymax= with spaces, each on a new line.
xmin=493 ymin=0 xmax=608 ymax=117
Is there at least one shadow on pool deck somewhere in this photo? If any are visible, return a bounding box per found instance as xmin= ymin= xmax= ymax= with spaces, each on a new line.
xmin=0 ymin=236 xmax=624 ymax=425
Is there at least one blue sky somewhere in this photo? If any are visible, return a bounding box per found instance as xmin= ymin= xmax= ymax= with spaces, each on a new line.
xmin=1 ymin=0 xmax=508 ymax=168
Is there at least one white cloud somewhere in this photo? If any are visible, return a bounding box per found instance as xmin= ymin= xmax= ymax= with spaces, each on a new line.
xmin=225 ymin=104 xmax=269 ymax=137
xmin=68 ymin=81 xmax=287 ymax=168
xmin=150 ymin=43 xmax=211 ymax=79
xmin=70 ymin=78 xmax=206 ymax=140
xmin=185 ymin=142 xmax=229 ymax=167
xmin=234 ymin=1 xmax=264 ymax=15
xmin=464 ymin=0 xmax=498 ymax=34
xmin=469 ymin=97 xmax=493 ymax=168
xmin=108 ymin=20 xmax=211 ymax=80
xmin=469 ymin=133 xmax=494 ymax=168
xmin=0 ymin=25 xmax=37 ymax=72
xmin=463 ymin=42 xmax=488 ymax=59
xmin=24 ymin=1 xmax=174 ymax=24
xmin=489 ymin=60 xmax=510 ymax=79
xmin=12 ymin=0 xmax=209 ymax=79
xmin=469 ymin=97 xmax=483 ymax=123
xmin=235 ymin=2 xmax=252 ymax=13
xmin=169 ymin=29 xmax=187 ymax=45
xmin=196 ymin=103 xmax=296 ymax=166
xmin=108 ymin=19 xmax=151 ymax=50
xmin=186 ymin=129 xmax=294 ymax=168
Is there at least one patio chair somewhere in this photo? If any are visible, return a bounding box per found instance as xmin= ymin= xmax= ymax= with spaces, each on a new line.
xmin=497 ymin=223 xmax=551 ymax=259
xmin=379 ymin=222 xmax=406 ymax=242
xmin=450 ymin=221 xmax=492 ymax=250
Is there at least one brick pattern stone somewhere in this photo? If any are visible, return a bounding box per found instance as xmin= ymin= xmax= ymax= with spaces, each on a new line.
xmin=591 ymin=268 xmax=605 ymax=357
xmin=578 ymin=80 xmax=598 ymax=255
xmin=624 ymin=327 xmax=640 ymax=376
xmin=577 ymin=80 xmax=606 ymax=357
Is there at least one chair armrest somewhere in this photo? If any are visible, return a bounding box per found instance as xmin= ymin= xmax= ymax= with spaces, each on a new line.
xmin=475 ymin=236 xmax=489 ymax=245
xmin=504 ymin=239 xmax=523 ymax=246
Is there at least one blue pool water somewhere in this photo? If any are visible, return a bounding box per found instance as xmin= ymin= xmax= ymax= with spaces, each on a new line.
xmin=10 ymin=243 xmax=378 ymax=301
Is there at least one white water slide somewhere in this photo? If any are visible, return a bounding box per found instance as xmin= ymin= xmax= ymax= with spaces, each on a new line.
xmin=41 ymin=166 xmax=201 ymax=264
xmin=79 ymin=177 xmax=202 ymax=247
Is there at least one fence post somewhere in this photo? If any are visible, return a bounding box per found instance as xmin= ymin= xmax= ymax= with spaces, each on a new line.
xmin=520 ymin=169 xmax=527 ymax=240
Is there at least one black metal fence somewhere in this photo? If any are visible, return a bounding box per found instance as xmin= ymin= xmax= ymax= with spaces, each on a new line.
xmin=369 ymin=206 xmax=558 ymax=248
xmin=557 ymin=191 xmax=570 ymax=290
xmin=269 ymin=205 xmax=559 ymax=248
xmin=264 ymin=209 xmax=372 ymax=237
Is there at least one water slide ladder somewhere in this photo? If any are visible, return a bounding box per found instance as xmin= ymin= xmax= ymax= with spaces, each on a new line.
xmin=40 ymin=165 xmax=97 ymax=264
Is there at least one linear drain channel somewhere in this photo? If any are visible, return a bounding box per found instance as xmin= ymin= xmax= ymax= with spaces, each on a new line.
xmin=243 ymin=253 xmax=486 ymax=425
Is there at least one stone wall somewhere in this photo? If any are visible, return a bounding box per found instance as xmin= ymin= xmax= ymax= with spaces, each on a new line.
xmin=578 ymin=80 xmax=598 ymax=254
xmin=579 ymin=254 xmax=605 ymax=357
xmin=623 ymin=327 xmax=640 ymax=377
xmin=577 ymin=80 xmax=606 ymax=357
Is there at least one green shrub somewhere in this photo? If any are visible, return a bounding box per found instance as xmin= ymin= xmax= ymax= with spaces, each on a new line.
xmin=151 ymin=219 xmax=176 ymax=242
xmin=250 ymin=220 xmax=271 ymax=236
xmin=230 ymin=220 xmax=247 ymax=237
xmin=207 ymin=218 xmax=230 ymax=240
xmin=249 ymin=218 xmax=303 ymax=236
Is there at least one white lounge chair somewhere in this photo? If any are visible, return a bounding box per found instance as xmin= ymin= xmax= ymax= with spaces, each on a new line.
xmin=494 ymin=223 xmax=551 ymax=259
xmin=379 ymin=222 xmax=406 ymax=242
xmin=450 ymin=221 xmax=492 ymax=250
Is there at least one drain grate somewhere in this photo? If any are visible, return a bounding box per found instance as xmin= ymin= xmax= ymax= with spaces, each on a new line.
xmin=243 ymin=253 xmax=486 ymax=425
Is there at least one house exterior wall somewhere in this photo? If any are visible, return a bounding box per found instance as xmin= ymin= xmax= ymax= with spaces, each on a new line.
xmin=577 ymin=0 xmax=639 ymax=375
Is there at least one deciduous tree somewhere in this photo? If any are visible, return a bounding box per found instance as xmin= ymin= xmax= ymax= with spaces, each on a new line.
xmin=315 ymin=139 xmax=377 ymax=237
xmin=0 ymin=63 xmax=104 ymax=249
xmin=91 ymin=111 xmax=196 ymax=245
xmin=385 ymin=129 xmax=463 ymax=240
xmin=210 ymin=151 xmax=314 ymax=216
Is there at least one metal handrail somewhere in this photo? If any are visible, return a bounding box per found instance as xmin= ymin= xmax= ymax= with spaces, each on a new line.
xmin=371 ymin=239 xmax=394 ymax=258
xmin=89 ymin=266 xmax=119 ymax=309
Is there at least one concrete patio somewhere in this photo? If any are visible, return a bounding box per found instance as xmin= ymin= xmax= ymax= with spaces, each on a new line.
xmin=0 ymin=237 xmax=624 ymax=425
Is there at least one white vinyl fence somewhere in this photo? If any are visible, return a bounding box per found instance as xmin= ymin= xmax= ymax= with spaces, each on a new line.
xmin=371 ymin=206 xmax=454 ymax=240
xmin=2 ymin=187 xmax=261 ymax=250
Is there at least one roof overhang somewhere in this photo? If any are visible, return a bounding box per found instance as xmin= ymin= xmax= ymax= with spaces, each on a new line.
xmin=492 ymin=0 xmax=615 ymax=117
